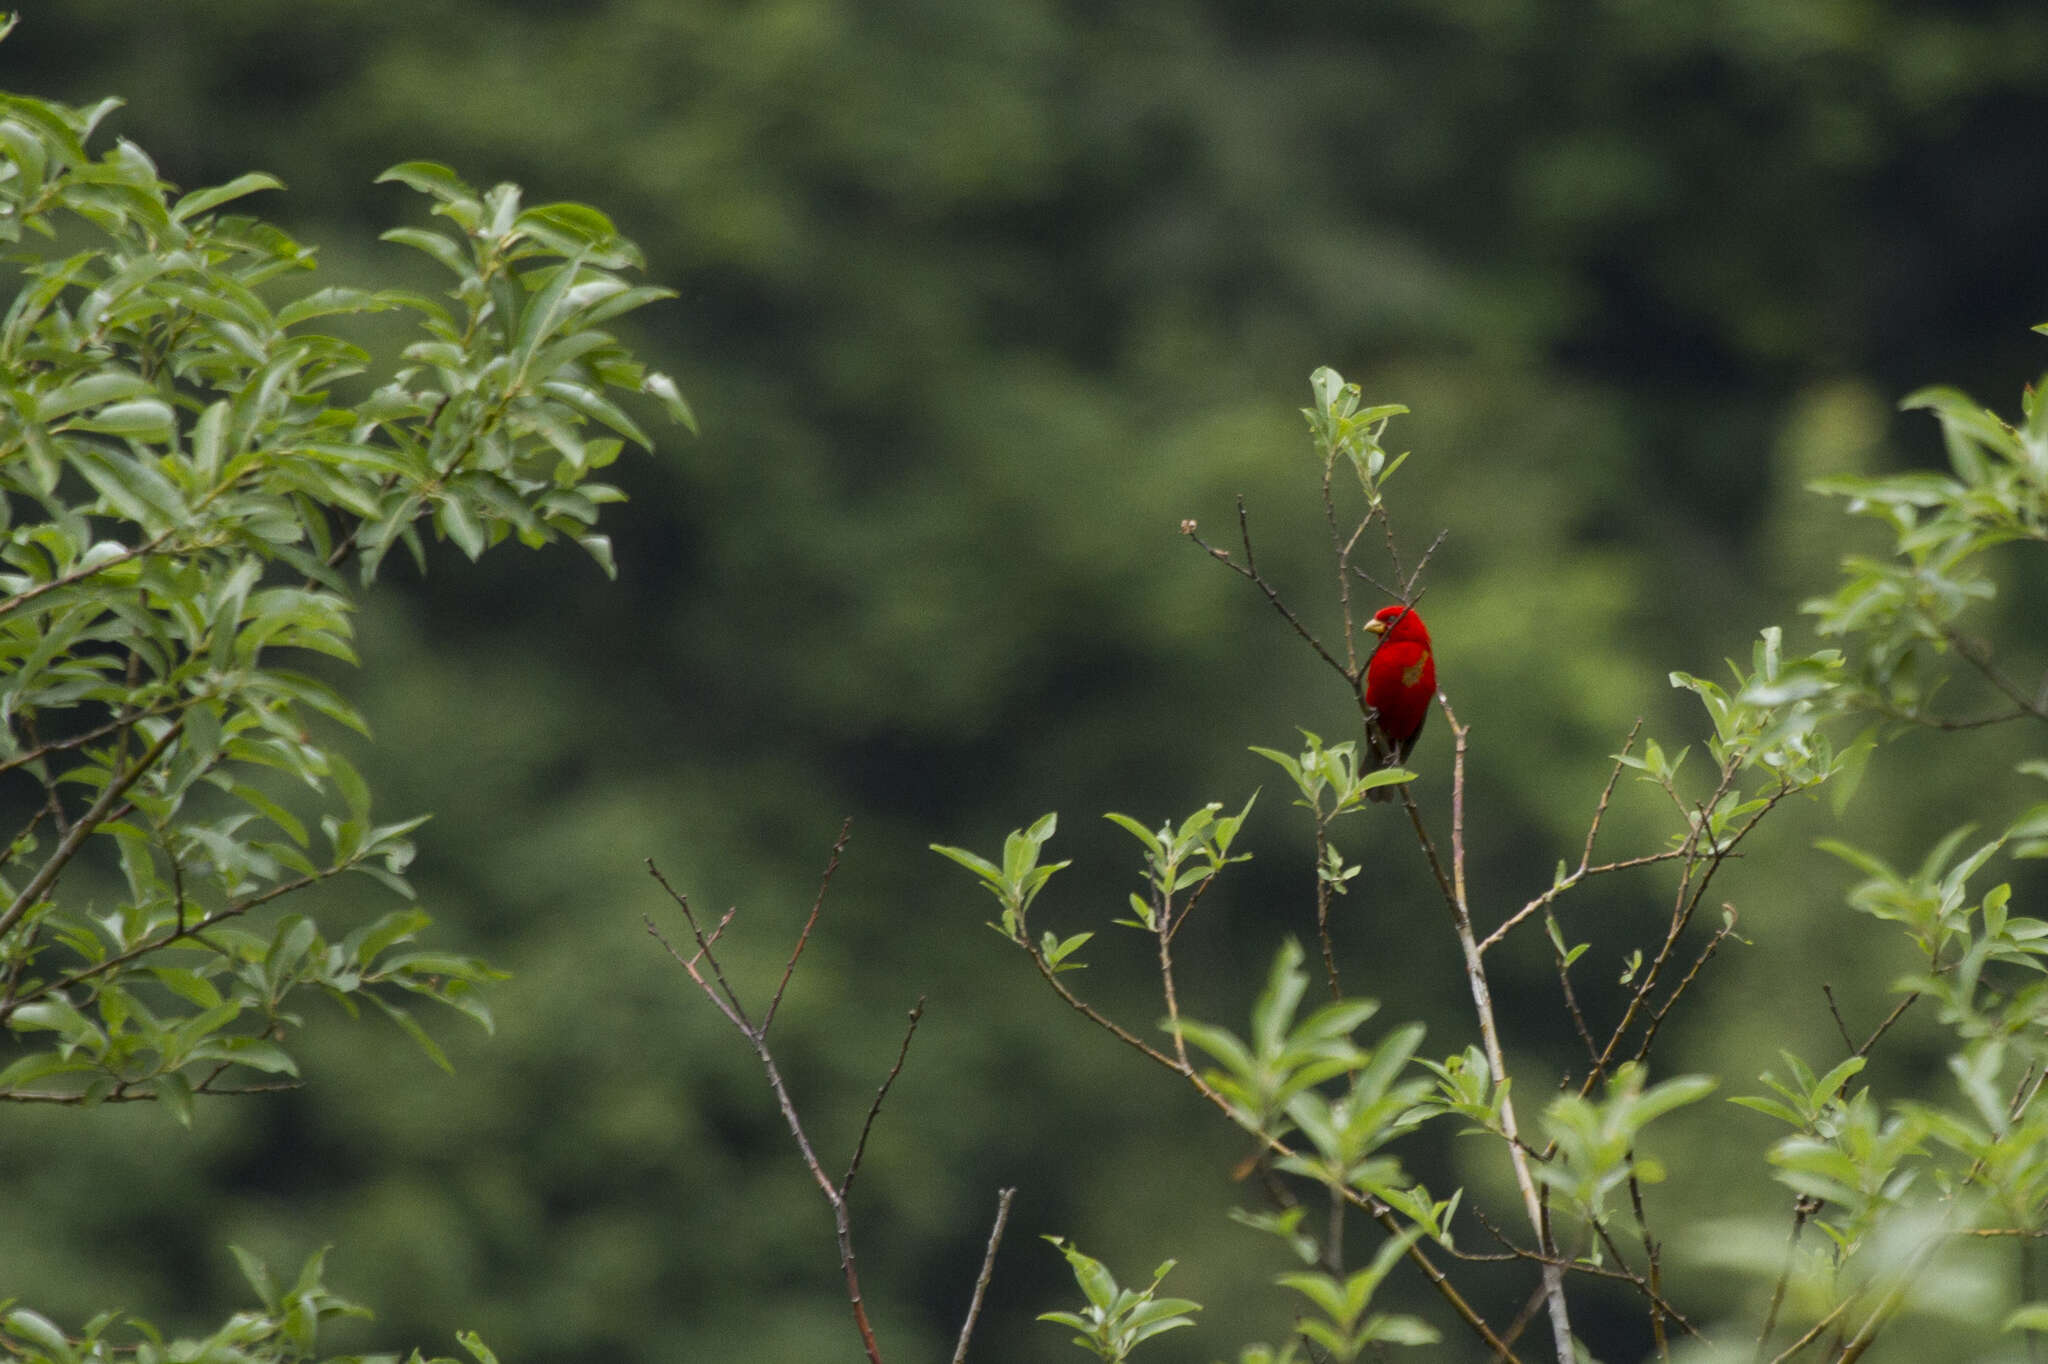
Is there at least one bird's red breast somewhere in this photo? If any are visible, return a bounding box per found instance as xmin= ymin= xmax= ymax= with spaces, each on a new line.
xmin=1363 ymin=604 xmax=1435 ymax=763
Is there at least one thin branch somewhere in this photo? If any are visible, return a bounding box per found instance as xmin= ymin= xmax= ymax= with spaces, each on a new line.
xmin=1861 ymin=696 xmax=2035 ymax=731
xmin=1312 ymin=818 xmax=1342 ymax=1000
xmin=646 ymin=865 xmax=891 ymax=1364
xmin=0 ymin=719 xmax=184 ymax=944
xmin=1584 ymin=721 xmax=1644 ymax=866
xmin=1854 ymin=993 xmax=1919 ymax=1059
xmin=1626 ymin=1156 xmax=1673 ymax=1360
xmin=1154 ymin=892 xmax=1195 ymax=1074
xmin=644 ymin=861 xmax=751 ymax=1029
xmin=756 ymin=1012 xmax=884 ymax=1364
xmin=765 ymin=818 xmax=854 ymax=1037
xmin=1549 ymin=913 xmax=1600 ymax=1065
xmin=0 ymin=528 xmax=176 ymax=623
xmin=1024 ymin=935 xmax=1193 ymax=1077
xmin=1166 ymin=864 xmax=1221 ymax=943
xmin=842 ymin=997 xmax=925 ymax=1198
xmin=1401 ymin=526 xmax=1452 ymax=597
xmin=1584 ymin=773 xmax=1786 ymax=1093
xmin=1182 ymin=506 xmax=1354 ymax=684
xmin=1320 ymin=460 xmax=1368 ymax=676
xmin=0 ymin=701 xmax=180 ymax=780
xmin=3 ymin=1077 xmax=303 ymax=1103
xmin=1821 ymin=985 xmax=1856 ymax=1054
xmin=950 ymin=1188 xmax=1017 ymax=1364
xmin=1940 ymin=624 xmax=2048 ymax=726
xmin=1766 ymin=1298 xmax=1847 ymax=1364
xmin=1377 ymin=497 xmax=1408 ymax=594
xmin=1432 ymin=700 xmax=1578 ymax=1363
xmin=1754 ymin=1197 xmax=1819 ymax=1361
xmin=1478 ymin=723 xmax=1662 ymax=956
xmin=1630 ymin=905 xmax=1739 ymax=1064
xmin=1479 ymin=849 xmax=1691 ymax=955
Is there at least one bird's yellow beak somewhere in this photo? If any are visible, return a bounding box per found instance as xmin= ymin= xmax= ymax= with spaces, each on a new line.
xmin=1364 ymin=617 xmax=1388 ymax=636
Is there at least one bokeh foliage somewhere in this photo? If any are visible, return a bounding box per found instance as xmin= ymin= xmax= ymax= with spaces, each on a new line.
xmin=6 ymin=3 xmax=2048 ymax=1361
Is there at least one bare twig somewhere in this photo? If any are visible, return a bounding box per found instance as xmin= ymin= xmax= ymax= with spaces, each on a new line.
xmin=1626 ymin=1155 xmax=1673 ymax=1360
xmin=1320 ymin=460 xmax=1370 ymax=675
xmin=1026 ymin=937 xmax=1191 ymax=1076
xmin=648 ymin=848 xmax=968 ymax=1364
xmin=843 ymin=998 xmax=925 ymax=1198
xmin=1630 ymin=905 xmax=1739 ymax=1064
xmin=1855 ymin=993 xmax=1919 ymax=1059
xmin=1182 ymin=505 xmax=1354 ymax=684
xmin=951 ymin=1187 xmax=1017 ymax=1364
xmin=1754 ymin=1197 xmax=1819 ymax=1361
xmin=646 ymin=882 xmax=886 ymax=1363
xmin=1401 ymin=526 xmax=1451 ymax=596
xmin=765 ymin=818 xmax=854 ymax=1037
xmin=1822 ymin=984 xmax=1856 ymax=1054
xmin=1479 ymin=724 xmax=1692 ymax=956
xmin=644 ymin=862 xmax=750 ymax=1029
xmin=1940 ymin=625 xmax=2048 ymax=726
xmin=1766 ymin=1297 xmax=1846 ymax=1363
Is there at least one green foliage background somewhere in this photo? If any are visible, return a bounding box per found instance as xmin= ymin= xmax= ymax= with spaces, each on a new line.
xmin=6 ymin=3 xmax=2048 ymax=1360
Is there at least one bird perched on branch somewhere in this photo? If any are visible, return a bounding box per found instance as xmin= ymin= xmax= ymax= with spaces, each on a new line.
xmin=1363 ymin=603 xmax=1436 ymax=801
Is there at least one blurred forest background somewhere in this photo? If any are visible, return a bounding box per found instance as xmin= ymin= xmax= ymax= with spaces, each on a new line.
xmin=7 ymin=3 xmax=2048 ymax=1361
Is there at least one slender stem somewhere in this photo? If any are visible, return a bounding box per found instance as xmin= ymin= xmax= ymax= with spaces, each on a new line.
xmin=1154 ymin=895 xmax=1195 ymax=1073
xmin=950 ymin=1188 xmax=1017 ymax=1364
xmin=1181 ymin=507 xmax=1354 ymax=684
xmin=0 ymin=529 xmax=176 ymax=622
xmin=645 ymin=866 xmax=900 ymax=1364
xmin=1939 ymin=624 xmax=2048 ymax=726
xmin=765 ymin=818 xmax=854 ymax=1037
xmin=1754 ymin=1198 xmax=1816 ymax=1361
xmin=1766 ymin=1299 xmax=1846 ymax=1363
xmin=1313 ymin=816 xmax=1342 ymax=999
xmin=843 ymin=998 xmax=924 ymax=1198
xmin=1626 ymin=1158 xmax=1671 ymax=1361
xmin=1437 ymin=703 xmax=1577 ymax=1363
xmin=1855 ymin=993 xmax=1919 ymax=1058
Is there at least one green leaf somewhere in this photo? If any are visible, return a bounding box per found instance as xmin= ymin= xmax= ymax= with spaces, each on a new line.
xmin=377 ymin=160 xmax=475 ymax=204
xmin=63 ymin=397 xmax=176 ymax=440
xmin=380 ymin=225 xmax=469 ymax=277
xmin=642 ymin=370 xmax=698 ymax=433
xmin=171 ymin=171 xmax=284 ymax=222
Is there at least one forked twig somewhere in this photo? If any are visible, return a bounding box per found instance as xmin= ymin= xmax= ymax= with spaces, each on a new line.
xmin=648 ymin=835 xmax=1005 ymax=1364
xmin=1182 ymin=506 xmax=1353 ymax=684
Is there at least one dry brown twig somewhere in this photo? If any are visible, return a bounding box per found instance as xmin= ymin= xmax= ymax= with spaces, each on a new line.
xmin=646 ymin=825 xmax=1014 ymax=1364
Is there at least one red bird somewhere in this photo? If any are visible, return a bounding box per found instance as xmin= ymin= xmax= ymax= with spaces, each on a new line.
xmin=1363 ymin=604 xmax=1436 ymax=801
